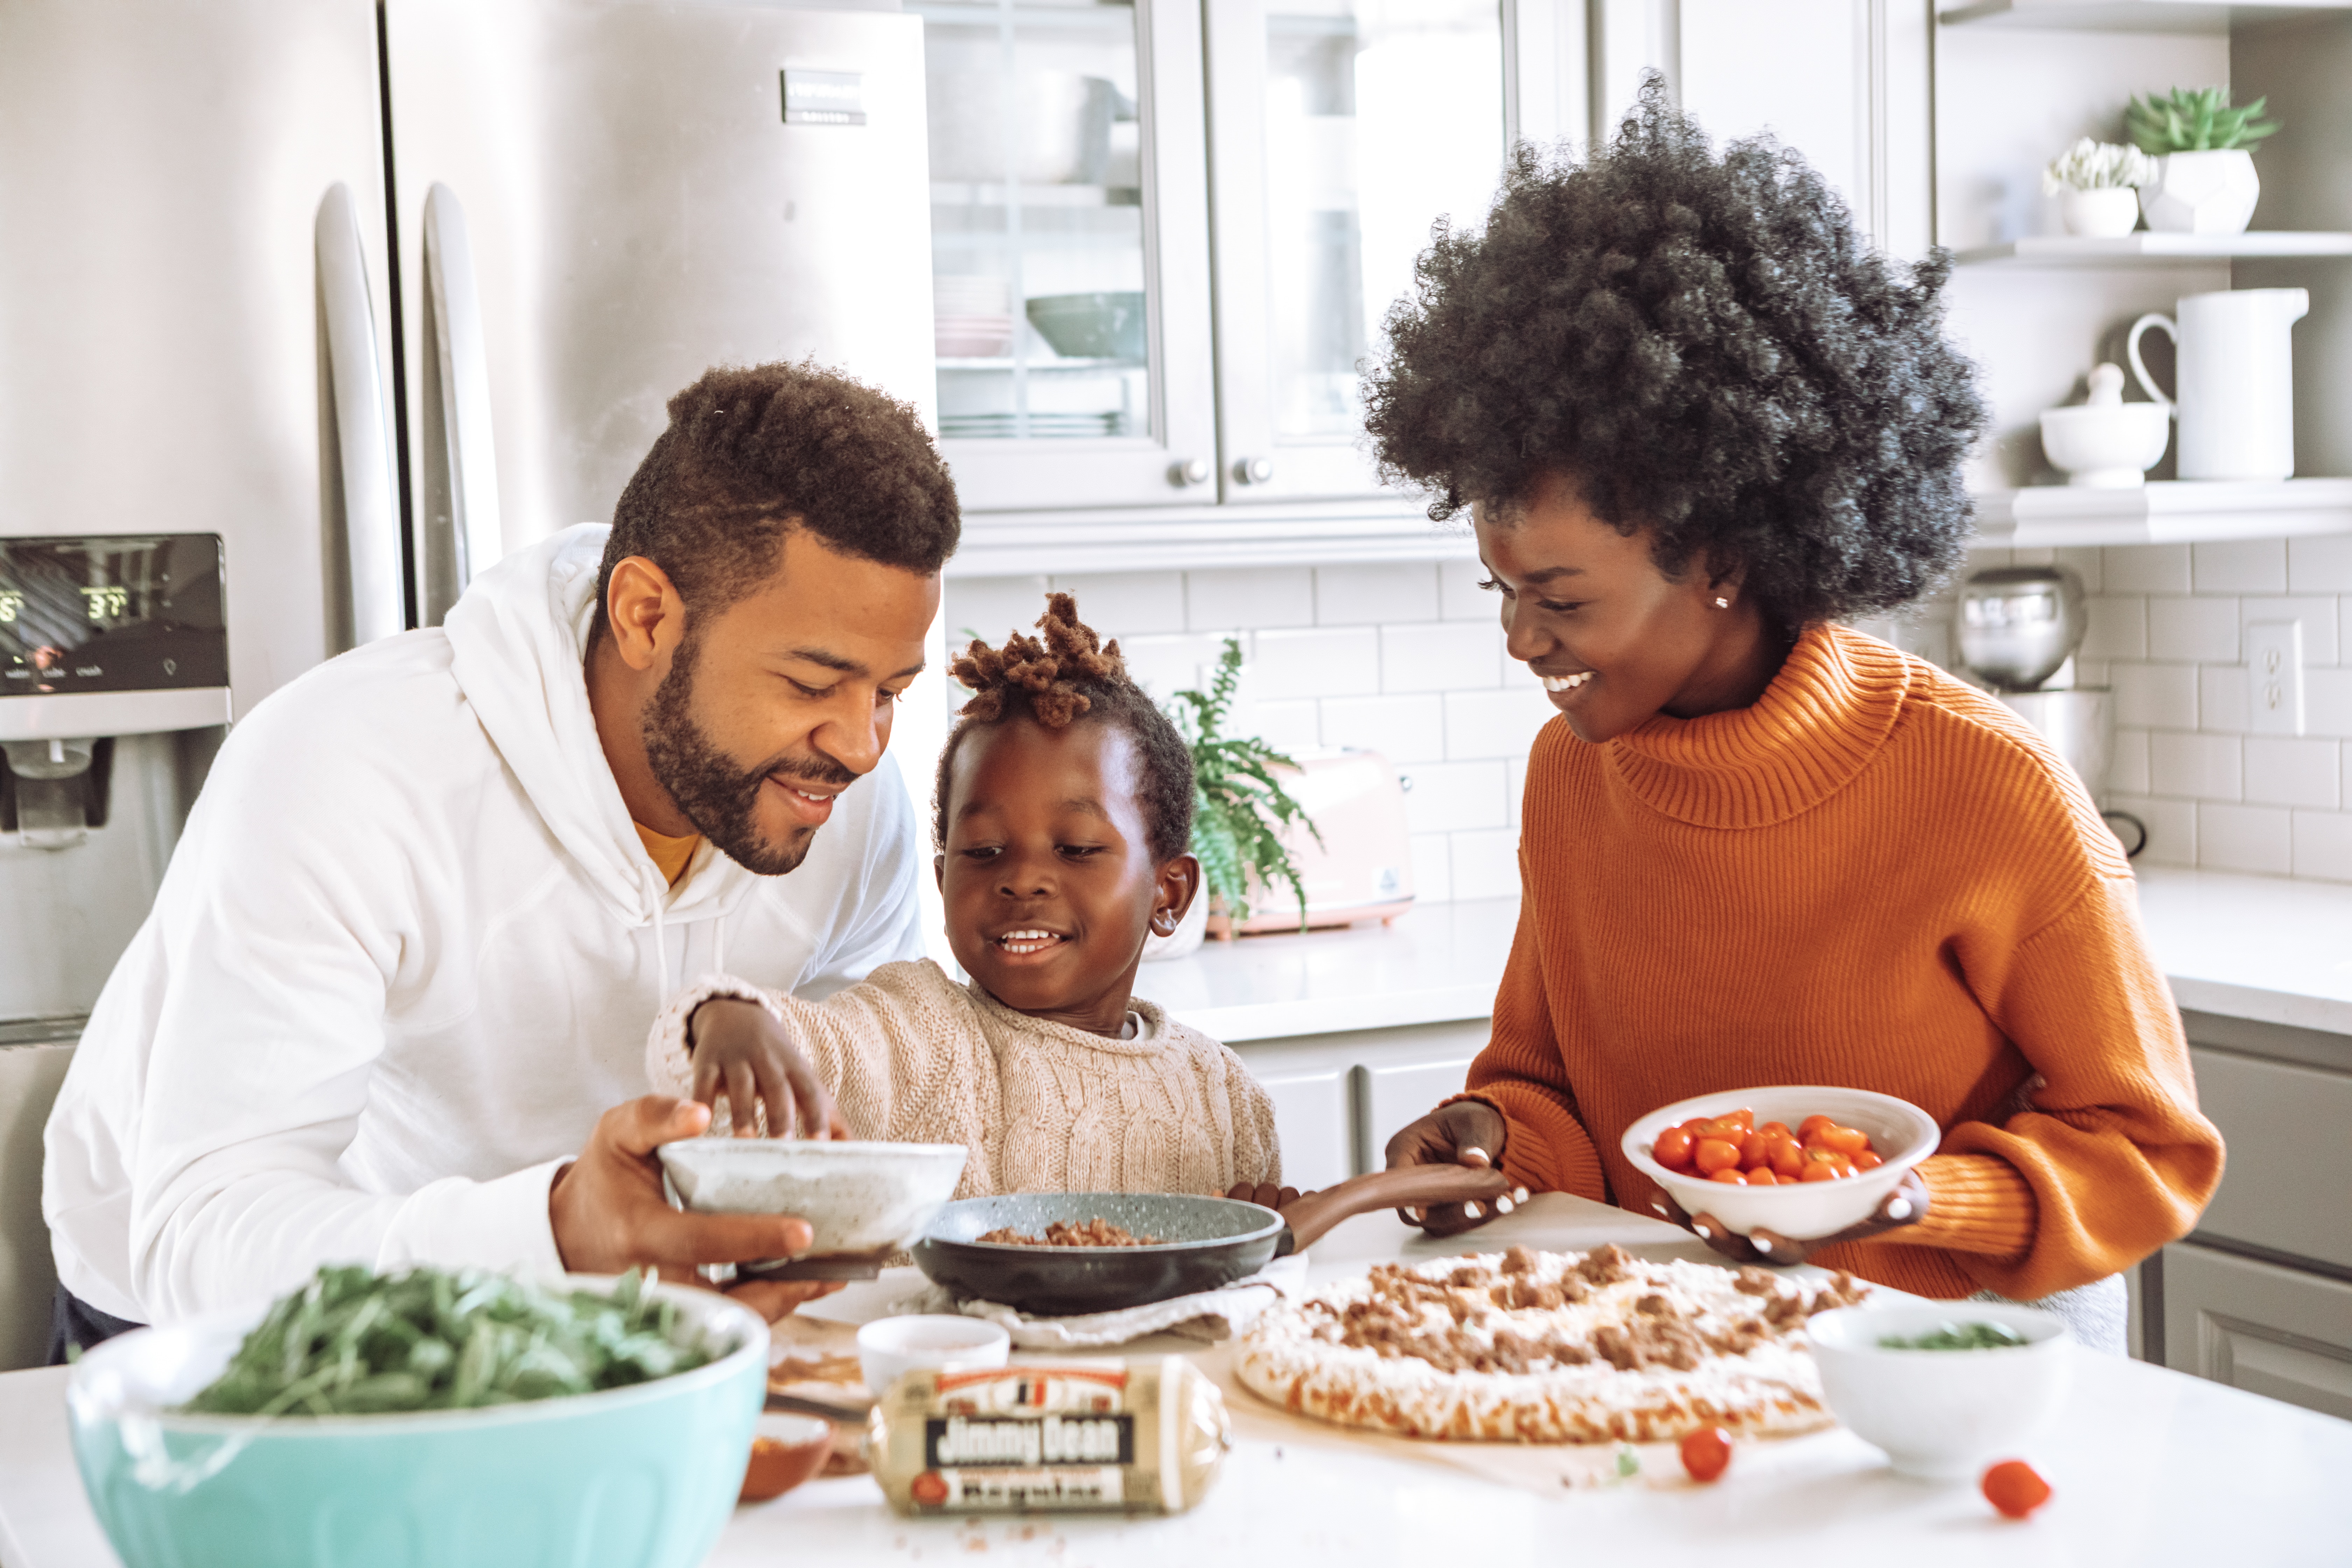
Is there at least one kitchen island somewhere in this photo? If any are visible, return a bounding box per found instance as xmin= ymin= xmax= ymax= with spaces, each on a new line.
xmin=0 ymin=1193 xmax=2340 ymax=1567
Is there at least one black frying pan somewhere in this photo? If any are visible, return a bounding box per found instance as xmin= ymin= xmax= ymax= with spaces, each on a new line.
xmin=910 ymin=1165 xmax=1518 ymax=1316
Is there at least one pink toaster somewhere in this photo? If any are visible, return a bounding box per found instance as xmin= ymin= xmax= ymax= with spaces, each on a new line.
xmin=1209 ymin=749 xmax=1414 ymax=938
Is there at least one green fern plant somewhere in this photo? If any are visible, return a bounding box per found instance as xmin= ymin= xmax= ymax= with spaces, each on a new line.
xmin=1167 ymin=638 xmax=1321 ymax=930
xmin=2126 ymin=87 xmax=2280 ymax=155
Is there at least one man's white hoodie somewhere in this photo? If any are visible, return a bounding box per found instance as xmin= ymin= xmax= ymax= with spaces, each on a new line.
xmin=42 ymin=525 xmax=924 ymax=1323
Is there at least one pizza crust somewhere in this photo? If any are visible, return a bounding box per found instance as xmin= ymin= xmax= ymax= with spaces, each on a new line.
xmin=1233 ymin=1245 xmax=1867 ymax=1444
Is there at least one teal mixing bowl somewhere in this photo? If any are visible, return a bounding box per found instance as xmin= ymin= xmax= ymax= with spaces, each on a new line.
xmin=66 ymin=1275 xmax=767 ymax=1568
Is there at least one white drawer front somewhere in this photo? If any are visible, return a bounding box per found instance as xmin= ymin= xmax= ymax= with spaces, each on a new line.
xmin=1249 ymin=1066 xmax=1354 ymax=1192
xmin=2189 ymin=1047 xmax=2352 ymax=1272
xmin=2163 ymin=1243 xmax=2352 ymax=1424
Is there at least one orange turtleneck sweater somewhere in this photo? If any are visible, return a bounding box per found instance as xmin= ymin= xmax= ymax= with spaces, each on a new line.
xmin=1464 ymin=622 xmax=2223 ymax=1302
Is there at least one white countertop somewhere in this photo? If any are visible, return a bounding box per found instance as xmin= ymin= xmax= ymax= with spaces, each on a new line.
xmin=4 ymin=1195 xmax=2341 ymax=1567
xmin=1146 ymin=868 xmax=2352 ymax=1046
xmin=2133 ymin=866 xmax=2352 ymax=1036
xmin=1144 ymin=897 xmax=1518 ymax=1043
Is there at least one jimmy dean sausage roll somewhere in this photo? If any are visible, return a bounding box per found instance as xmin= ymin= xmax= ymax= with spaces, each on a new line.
xmin=865 ymin=1356 xmax=1229 ymax=1515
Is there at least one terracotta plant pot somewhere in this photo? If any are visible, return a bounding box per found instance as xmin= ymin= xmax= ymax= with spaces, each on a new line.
xmin=2138 ymin=149 xmax=2259 ymax=235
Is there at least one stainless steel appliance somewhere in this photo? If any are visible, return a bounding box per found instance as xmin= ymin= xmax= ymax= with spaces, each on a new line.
xmin=0 ymin=0 xmax=937 ymax=1362
xmin=1954 ymin=565 xmax=2138 ymax=853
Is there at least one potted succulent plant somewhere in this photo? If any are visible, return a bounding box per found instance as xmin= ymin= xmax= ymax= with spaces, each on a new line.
xmin=2041 ymin=138 xmax=2157 ymax=238
xmin=2126 ymin=87 xmax=2280 ymax=235
xmin=1158 ymin=637 xmax=1318 ymax=951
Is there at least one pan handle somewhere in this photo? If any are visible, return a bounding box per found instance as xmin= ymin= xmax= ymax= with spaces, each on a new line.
xmin=1272 ymin=1165 xmax=1519 ymax=1257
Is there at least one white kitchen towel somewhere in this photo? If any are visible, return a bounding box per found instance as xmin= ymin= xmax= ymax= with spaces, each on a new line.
xmin=897 ymin=1253 xmax=1308 ymax=1347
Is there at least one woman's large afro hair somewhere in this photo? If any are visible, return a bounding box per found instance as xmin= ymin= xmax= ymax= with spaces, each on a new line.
xmin=1364 ymin=79 xmax=1988 ymax=627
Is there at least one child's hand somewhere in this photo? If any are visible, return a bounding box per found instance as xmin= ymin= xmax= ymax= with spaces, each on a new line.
xmin=686 ymin=999 xmax=849 ymax=1140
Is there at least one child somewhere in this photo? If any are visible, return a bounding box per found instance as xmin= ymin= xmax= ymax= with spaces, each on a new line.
xmin=644 ymin=593 xmax=1282 ymax=1199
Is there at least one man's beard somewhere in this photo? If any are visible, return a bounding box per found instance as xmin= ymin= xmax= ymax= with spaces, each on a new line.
xmin=640 ymin=633 xmax=858 ymax=877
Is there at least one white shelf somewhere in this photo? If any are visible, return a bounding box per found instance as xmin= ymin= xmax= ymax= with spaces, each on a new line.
xmin=935 ymin=355 xmax=1138 ymax=372
xmin=953 ymin=496 xmax=1467 ymax=575
xmin=930 ymin=182 xmax=1139 ymax=209
xmin=1940 ymin=0 xmax=2352 ymax=32
xmin=1972 ymin=478 xmax=2352 ymax=546
xmin=1955 ymin=231 xmax=2352 ymax=265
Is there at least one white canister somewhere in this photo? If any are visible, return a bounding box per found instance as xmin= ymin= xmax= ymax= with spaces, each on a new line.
xmin=2127 ymin=288 xmax=2309 ymax=482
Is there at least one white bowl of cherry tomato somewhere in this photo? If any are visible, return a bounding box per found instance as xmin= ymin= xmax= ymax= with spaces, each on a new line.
xmin=1619 ymin=1086 xmax=1940 ymax=1242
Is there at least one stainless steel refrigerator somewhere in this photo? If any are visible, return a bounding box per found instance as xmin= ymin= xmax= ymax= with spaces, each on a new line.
xmin=0 ymin=0 xmax=933 ymax=1367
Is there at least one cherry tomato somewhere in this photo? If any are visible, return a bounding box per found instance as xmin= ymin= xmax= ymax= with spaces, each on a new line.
xmin=1693 ymin=1138 xmax=1743 ymax=1175
xmin=1746 ymin=1167 xmax=1778 ymax=1186
xmin=1854 ymin=1150 xmax=1884 ymax=1171
xmin=1768 ymin=1136 xmax=1807 ymax=1180
xmin=1816 ymin=1124 xmax=1872 ymax=1157
xmin=1709 ymin=1167 xmax=1749 ymax=1185
xmin=1653 ymin=1126 xmax=1697 ymax=1171
xmin=1717 ymin=1108 xmax=1755 ymax=1132
xmin=1757 ymin=1121 xmax=1793 ymax=1140
xmin=1802 ymin=1144 xmax=1856 ymax=1175
xmin=1797 ymin=1114 xmax=1837 ymax=1143
xmin=1680 ymin=1116 xmax=1718 ymax=1136
xmin=1798 ymin=1158 xmax=1841 ymax=1183
xmin=1679 ymin=1426 xmax=1733 ymax=1483
xmin=1739 ymin=1132 xmax=1776 ymax=1170
xmin=1981 ymin=1459 xmax=2051 ymax=1519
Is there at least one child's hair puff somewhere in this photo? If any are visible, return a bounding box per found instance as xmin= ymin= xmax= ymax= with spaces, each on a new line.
xmin=935 ymin=594 xmax=1196 ymax=863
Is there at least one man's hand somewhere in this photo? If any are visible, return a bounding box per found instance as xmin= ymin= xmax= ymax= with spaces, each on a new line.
xmin=550 ymin=1097 xmax=838 ymax=1322
xmin=1650 ymin=1168 xmax=1931 ymax=1267
xmin=1383 ymin=1099 xmax=1509 ymax=1236
xmin=687 ymin=999 xmax=848 ymax=1139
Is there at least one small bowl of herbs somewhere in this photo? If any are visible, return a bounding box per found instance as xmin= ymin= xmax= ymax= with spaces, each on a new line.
xmin=1805 ymin=1301 xmax=2071 ymax=1481
xmin=66 ymin=1264 xmax=768 ymax=1568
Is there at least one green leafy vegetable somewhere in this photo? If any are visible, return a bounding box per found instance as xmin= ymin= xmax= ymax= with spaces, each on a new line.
xmin=1168 ymin=637 xmax=1320 ymax=928
xmin=177 ymin=1264 xmax=713 ymax=1418
xmin=1877 ymin=1320 xmax=2031 ymax=1352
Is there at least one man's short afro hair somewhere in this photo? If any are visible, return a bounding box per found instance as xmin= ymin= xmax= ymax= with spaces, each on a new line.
xmin=596 ymin=359 xmax=958 ymax=632
xmin=1364 ymin=78 xmax=1987 ymax=628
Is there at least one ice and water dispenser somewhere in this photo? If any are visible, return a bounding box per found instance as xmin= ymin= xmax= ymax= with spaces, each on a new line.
xmin=0 ymin=533 xmax=231 ymax=1025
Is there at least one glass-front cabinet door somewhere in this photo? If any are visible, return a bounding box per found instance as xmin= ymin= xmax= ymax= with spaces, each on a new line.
xmin=1205 ymin=0 xmax=1506 ymax=504
xmin=917 ymin=0 xmax=1217 ymax=511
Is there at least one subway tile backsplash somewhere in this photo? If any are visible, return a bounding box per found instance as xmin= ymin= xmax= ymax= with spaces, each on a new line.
xmin=1873 ymin=540 xmax=2352 ymax=884
xmin=953 ymin=533 xmax=2352 ymax=902
xmin=946 ymin=559 xmax=1530 ymax=905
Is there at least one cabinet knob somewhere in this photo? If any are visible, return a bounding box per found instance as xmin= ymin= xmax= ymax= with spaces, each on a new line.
xmin=1236 ymin=456 xmax=1274 ymax=484
xmin=1169 ymin=457 xmax=1211 ymax=487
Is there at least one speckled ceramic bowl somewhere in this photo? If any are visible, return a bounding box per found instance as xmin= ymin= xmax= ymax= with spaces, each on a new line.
xmin=657 ymin=1139 xmax=968 ymax=1274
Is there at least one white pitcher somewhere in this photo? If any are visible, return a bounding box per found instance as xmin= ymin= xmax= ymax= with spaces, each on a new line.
xmin=2127 ymin=288 xmax=2309 ymax=481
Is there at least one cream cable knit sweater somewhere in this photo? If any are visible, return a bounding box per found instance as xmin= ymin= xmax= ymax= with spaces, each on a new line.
xmin=644 ymin=960 xmax=1281 ymax=1198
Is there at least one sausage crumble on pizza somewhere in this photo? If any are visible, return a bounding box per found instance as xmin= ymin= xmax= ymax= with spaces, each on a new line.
xmin=1234 ymin=1244 xmax=1869 ymax=1443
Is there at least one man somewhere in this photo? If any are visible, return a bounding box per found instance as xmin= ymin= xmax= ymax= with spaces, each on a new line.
xmin=43 ymin=362 xmax=957 ymax=1352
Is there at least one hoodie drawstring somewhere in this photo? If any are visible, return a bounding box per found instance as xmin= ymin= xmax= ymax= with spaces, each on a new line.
xmin=652 ymin=900 xmax=671 ymax=1009
xmin=713 ymin=913 xmax=727 ymax=979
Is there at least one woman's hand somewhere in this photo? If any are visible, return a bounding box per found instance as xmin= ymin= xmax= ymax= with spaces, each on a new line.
xmin=1649 ymin=1168 xmax=1931 ymax=1267
xmin=686 ymin=998 xmax=848 ymax=1140
xmin=1224 ymin=1181 xmax=1304 ymax=1211
xmin=1383 ymin=1100 xmax=1510 ymax=1235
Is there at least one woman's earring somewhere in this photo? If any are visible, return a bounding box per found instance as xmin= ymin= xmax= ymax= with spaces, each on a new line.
xmin=1714 ymin=596 xmax=1730 ymax=609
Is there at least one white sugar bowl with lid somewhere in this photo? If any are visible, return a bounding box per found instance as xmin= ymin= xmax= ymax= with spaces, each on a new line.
xmin=2040 ymin=362 xmax=2170 ymax=488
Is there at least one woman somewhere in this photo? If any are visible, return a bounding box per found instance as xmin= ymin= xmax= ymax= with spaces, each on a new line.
xmin=1375 ymin=85 xmax=2221 ymax=1351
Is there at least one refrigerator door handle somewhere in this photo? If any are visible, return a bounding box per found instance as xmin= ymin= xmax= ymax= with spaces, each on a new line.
xmin=315 ymin=182 xmax=404 ymax=648
xmin=422 ymin=183 xmax=502 ymax=623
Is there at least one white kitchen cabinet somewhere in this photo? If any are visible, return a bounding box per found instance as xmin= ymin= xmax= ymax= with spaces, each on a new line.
xmin=2188 ymin=1044 xmax=2352 ymax=1272
xmin=2161 ymin=1242 xmax=2352 ymax=1423
xmin=1232 ymin=1018 xmax=1489 ymax=1181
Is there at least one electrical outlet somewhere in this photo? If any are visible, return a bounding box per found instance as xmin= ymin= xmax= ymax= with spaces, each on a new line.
xmin=2247 ymin=620 xmax=2305 ymax=736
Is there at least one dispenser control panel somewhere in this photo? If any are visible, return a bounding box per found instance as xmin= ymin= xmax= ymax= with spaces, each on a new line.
xmin=0 ymin=534 xmax=227 ymax=697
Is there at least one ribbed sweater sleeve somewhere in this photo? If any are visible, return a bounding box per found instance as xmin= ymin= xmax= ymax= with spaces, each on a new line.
xmin=1457 ymin=885 xmax=1610 ymax=1203
xmin=1893 ymin=875 xmax=2224 ymax=1298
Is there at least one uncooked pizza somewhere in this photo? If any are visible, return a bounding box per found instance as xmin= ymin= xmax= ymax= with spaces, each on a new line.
xmin=1234 ymin=1244 xmax=1869 ymax=1443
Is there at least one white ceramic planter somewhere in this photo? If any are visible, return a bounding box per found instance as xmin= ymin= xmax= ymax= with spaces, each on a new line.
xmin=2059 ymin=185 xmax=2141 ymax=237
xmin=2138 ymin=149 xmax=2260 ymax=234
